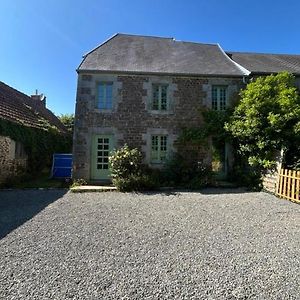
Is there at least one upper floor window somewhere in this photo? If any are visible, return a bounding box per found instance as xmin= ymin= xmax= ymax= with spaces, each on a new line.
xmin=212 ymin=86 xmax=227 ymax=110
xmin=151 ymin=135 xmax=168 ymax=163
xmin=98 ymin=82 xmax=113 ymax=109
xmin=152 ymin=84 xmax=168 ymax=111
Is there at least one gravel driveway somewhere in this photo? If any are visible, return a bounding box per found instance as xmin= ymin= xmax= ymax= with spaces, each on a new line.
xmin=0 ymin=189 xmax=300 ymax=299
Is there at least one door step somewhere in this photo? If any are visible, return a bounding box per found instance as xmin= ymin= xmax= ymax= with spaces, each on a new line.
xmin=70 ymin=185 xmax=117 ymax=193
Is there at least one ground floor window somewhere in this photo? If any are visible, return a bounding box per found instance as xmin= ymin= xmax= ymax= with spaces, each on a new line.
xmin=151 ymin=135 xmax=168 ymax=163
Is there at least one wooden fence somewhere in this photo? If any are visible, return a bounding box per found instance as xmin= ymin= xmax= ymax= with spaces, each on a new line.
xmin=276 ymin=169 xmax=300 ymax=203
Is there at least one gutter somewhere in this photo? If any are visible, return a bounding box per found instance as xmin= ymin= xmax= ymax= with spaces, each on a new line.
xmin=76 ymin=69 xmax=248 ymax=79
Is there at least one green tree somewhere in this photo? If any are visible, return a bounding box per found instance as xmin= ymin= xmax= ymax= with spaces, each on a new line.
xmin=58 ymin=113 xmax=74 ymax=134
xmin=225 ymin=72 xmax=300 ymax=169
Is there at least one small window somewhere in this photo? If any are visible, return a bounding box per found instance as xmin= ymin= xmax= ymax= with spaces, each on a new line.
xmin=151 ymin=135 xmax=168 ymax=163
xmin=152 ymin=84 xmax=168 ymax=111
xmin=97 ymin=82 xmax=113 ymax=109
xmin=212 ymin=86 xmax=227 ymax=111
xmin=15 ymin=142 xmax=26 ymax=159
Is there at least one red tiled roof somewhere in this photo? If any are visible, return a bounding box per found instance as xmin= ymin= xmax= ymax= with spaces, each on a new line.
xmin=0 ymin=81 xmax=67 ymax=133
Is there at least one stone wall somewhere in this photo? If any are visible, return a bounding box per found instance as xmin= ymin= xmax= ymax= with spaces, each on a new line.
xmin=262 ymin=150 xmax=283 ymax=194
xmin=73 ymin=73 xmax=244 ymax=180
xmin=0 ymin=135 xmax=27 ymax=185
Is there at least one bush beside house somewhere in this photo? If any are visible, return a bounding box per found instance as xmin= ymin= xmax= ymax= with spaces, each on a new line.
xmin=109 ymin=145 xmax=212 ymax=192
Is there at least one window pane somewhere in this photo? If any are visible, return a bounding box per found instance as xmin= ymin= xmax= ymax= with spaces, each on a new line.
xmin=212 ymin=86 xmax=218 ymax=110
xmin=98 ymin=84 xmax=105 ymax=97
xmin=152 ymin=85 xmax=159 ymax=110
xmin=212 ymin=86 xmax=227 ymax=111
xmin=160 ymin=136 xmax=167 ymax=151
xmin=160 ymin=86 xmax=167 ymax=110
xmin=151 ymin=136 xmax=158 ymax=151
xmin=219 ymin=87 xmax=227 ymax=110
xmin=106 ymin=84 xmax=113 ymax=98
xmin=152 ymin=84 xmax=168 ymax=111
xmin=98 ymin=83 xmax=113 ymax=109
xmin=151 ymin=135 xmax=168 ymax=163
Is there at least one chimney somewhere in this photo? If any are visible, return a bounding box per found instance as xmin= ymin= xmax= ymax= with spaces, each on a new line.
xmin=31 ymin=90 xmax=46 ymax=107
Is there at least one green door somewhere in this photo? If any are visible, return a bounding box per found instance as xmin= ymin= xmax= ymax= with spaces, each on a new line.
xmin=91 ymin=135 xmax=114 ymax=180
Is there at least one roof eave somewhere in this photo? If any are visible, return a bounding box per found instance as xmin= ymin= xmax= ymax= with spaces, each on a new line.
xmin=76 ymin=69 xmax=246 ymax=78
xmin=249 ymin=71 xmax=300 ymax=76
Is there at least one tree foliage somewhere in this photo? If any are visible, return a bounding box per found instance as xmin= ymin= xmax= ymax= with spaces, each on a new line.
xmin=225 ymin=72 xmax=300 ymax=169
xmin=58 ymin=113 xmax=74 ymax=134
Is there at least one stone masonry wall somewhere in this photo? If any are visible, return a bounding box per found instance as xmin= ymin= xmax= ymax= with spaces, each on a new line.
xmin=262 ymin=150 xmax=283 ymax=194
xmin=0 ymin=135 xmax=27 ymax=185
xmin=73 ymin=73 xmax=243 ymax=180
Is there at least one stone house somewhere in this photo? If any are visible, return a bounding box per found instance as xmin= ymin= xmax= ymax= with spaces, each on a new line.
xmin=0 ymin=81 xmax=67 ymax=184
xmin=73 ymin=33 xmax=300 ymax=182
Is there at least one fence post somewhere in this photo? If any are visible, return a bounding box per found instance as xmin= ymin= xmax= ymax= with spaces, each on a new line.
xmin=296 ymin=171 xmax=300 ymax=201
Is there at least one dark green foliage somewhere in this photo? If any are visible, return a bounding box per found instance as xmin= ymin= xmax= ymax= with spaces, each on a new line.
xmin=58 ymin=113 xmax=74 ymax=134
xmin=109 ymin=145 xmax=157 ymax=192
xmin=284 ymin=147 xmax=300 ymax=170
xmin=179 ymin=108 xmax=232 ymax=145
xmin=225 ymin=72 xmax=300 ymax=170
xmin=0 ymin=119 xmax=72 ymax=174
xmin=227 ymin=151 xmax=262 ymax=190
xmin=112 ymin=174 xmax=157 ymax=192
xmin=159 ymin=153 xmax=213 ymax=189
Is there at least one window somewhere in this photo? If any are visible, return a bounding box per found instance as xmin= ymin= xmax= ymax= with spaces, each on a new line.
xmin=97 ymin=82 xmax=113 ymax=109
xmin=212 ymin=86 xmax=227 ymax=110
xmin=151 ymin=135 xmax=168 ymax=163
xmin=15 ymin=141 xmax=26 ymax=159
xmin=152 ymin=84 xmax=168 ymax=111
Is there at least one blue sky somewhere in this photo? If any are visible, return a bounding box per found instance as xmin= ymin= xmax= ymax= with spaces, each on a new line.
xmin=1 ymin=0 xmax=300 ymax=115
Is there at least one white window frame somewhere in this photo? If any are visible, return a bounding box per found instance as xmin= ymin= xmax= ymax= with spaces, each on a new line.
xmin=152 ymin=84 xmax=168 ymax=111
xmin=150 ymin=135 xmax=168 ymax=164
xmin=212 ymin=85 xmax=228 ymax=111
xmin=97 ymin=82 xmax=113 ymax=110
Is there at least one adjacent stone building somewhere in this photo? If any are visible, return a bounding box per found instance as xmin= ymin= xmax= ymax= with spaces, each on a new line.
xmin=73 ymin=33 xmax=300 ymax=185
xmin=0 ymin=82 xmax=67 ymax=184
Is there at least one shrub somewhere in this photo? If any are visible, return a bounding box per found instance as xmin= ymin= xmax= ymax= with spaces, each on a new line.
xmin=160 ymin=153 xmax=212 ymax=189
xmin=113 ymin=174 xmax=157 ymax=192
xmin=71 ymin=178 xmax=87 ymax=188
xmin=109 ymin=145 xmax=142 ymax=179
xmin=109 ymin=145 xmax=157 ymax=192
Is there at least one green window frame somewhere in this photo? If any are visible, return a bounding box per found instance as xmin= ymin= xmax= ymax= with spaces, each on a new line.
xmin=151 ymin=135 xmax=168 ymax=163
xmin=152 ymin=84 xmax=168 ymax=111
xmin=212 ymin=85 xmax=227 ymax=111
xmin=97 ymin=82 xmax=113 ymax=109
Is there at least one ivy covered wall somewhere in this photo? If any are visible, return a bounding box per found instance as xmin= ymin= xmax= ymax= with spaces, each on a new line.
xmin=0 ymin=119 xmax=72 ymax=174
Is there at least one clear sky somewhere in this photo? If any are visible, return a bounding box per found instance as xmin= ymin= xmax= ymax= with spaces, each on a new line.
xmin=1 ymin=0 xmax=300 ymax=115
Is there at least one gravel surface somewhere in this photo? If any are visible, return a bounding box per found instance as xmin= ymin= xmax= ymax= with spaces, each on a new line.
xmin=0 ymin=189 xmax=300 ymax=299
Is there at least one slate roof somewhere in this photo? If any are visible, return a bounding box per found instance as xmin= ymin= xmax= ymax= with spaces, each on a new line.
xmin=228 ymin=52 xmax=300 ymax=75
xmin=78 ymin=34 xmax=248 ymax=76
xmin=0 ymin=81 xmax=67 ymax=133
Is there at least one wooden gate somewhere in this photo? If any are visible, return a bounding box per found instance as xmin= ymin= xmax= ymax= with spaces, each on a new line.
xmin=276 ymin=169 xmax=300 ymax=203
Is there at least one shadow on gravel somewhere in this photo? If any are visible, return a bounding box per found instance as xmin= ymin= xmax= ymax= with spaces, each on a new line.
xmin=200 ymin=187 xmax=251 ymax=194
xmin=140 ymin=187 xmax=251 ymax=196
xmin=0 ymin=189 xmax=67 ymax=239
